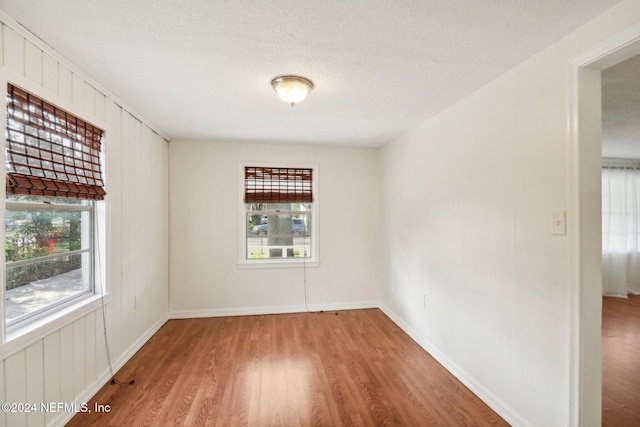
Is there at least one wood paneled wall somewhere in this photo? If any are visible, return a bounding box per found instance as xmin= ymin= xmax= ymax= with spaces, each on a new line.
xmin=0 ymin=16 xmax=170 ymax=427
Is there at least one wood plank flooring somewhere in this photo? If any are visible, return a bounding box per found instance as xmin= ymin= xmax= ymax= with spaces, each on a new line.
xmin=67 ymin=309 xmax=508 ymax=426
xmin=602 ymin=295 xmax=640 ymax=427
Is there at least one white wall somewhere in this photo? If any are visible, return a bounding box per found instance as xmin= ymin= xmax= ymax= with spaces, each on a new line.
xmin=169 ymin=140 xmax=381 ymax=316
xmin=0 ymin=15 xmax=169 ymax=427
xmin=379 ymin=1 xmax=640 ymax=426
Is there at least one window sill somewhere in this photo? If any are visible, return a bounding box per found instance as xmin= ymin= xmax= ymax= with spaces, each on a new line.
xmin=1 ymin=293 xmax=110 ymax=359
xmin=238 ymin=260 xmax=320 ymax=269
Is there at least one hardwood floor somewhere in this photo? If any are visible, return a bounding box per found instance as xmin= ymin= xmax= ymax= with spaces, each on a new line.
xmin=67 ymin=309 xmax=507 ymax=426
xmin=602 ymin=295 xmax=640 ymax=426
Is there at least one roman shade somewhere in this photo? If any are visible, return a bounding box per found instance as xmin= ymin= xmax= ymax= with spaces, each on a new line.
xmin=5 ymin=83 xmax=106 ymax=200
xmin=244 ymin=166 xmax=313 ymax=203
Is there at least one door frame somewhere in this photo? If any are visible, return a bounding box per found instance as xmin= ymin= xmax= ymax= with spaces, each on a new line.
xmin=569 ymin=23 xmax=640 ymax=426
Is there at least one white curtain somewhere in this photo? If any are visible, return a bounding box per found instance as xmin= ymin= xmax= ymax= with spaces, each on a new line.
xmin=602 ymin=166 xmax=640 ymax=296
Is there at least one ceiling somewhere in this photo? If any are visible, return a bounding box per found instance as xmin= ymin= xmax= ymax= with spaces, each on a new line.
xmin=0 ymin=0 xmax=624 ymax=146
xmin=602 ymin=54 xmax=640 ymax=159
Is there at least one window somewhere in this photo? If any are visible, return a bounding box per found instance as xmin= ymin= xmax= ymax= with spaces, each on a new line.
xmin=242 ymin=165 xmax=316 ymax=264
xmin=4 ymin=83 xmax=106 ymax=328
xmin=602 ymin=163 xmax=640 ymax=296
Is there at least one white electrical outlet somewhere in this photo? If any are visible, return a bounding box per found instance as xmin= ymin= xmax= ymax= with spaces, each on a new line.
xmin=552 ymin=211 xmax=566 ymax=235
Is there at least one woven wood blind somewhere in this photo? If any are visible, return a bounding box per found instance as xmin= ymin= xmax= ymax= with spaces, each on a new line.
xmin=5 ymin=84 xmax=106 ymax=200
xmin=244 ymin=166 xmax=313 ymax=203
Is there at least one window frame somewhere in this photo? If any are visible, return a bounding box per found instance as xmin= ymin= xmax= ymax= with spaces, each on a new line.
xmin=238 ymin=162 xmax=319 ymax=268
xmin=0 ymin=71 xmax=108 ymax=354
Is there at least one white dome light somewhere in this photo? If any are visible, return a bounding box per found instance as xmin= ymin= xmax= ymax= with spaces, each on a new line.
xmin=271 ymin=75 xmax=314 ymax=107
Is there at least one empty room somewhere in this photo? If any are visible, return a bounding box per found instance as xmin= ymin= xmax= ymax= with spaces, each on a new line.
xmin=0 ymin=1 xmax=640 ymax=426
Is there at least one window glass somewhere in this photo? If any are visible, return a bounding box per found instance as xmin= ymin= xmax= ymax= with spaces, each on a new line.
xmin=5 ymin=195 xmax=93 ymax=326
xmin=245 ymin=203 xmax=312 ymax=260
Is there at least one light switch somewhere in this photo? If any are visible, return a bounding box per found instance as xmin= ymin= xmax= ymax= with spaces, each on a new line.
xmin=552 ymin=211 xmax=566 ymax=235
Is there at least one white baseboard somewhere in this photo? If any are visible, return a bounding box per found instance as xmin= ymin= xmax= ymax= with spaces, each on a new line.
xmin=169 ymin=300 xmax=379 ymax=319
xmin=50 ymin=315 xmax=168 ymax=427
xmin=378 ymin=304 xmax=529 ymax=427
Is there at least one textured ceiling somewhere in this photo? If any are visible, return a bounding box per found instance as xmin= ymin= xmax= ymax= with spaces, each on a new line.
xmin=0 ymin=0 xmax=624 ymax=146
xmin=602 ymin=54 xmax=640 ymax=159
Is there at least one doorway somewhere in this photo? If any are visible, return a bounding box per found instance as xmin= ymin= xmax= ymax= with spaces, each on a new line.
xmin=571 ymin=26 xmax=640 ymax=426
xmin=599 ymin=52 xmax=640 ymax=426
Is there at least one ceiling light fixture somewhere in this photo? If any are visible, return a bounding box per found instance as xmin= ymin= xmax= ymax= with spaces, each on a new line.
xmin=271 ymin=75 xmax=313 ymax=107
